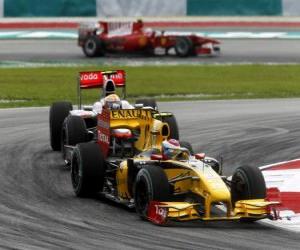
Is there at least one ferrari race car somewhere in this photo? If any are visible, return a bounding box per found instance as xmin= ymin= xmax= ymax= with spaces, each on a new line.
xmin=68 ymin=103 xmax=279 ymax=225
xmin=78 ymin=20 xmax=220 ymax=57
xmin=49 ymin=70 xmax=179 ymax=165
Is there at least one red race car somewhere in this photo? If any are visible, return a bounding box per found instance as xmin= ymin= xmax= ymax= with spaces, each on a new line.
xmin=78 ymin=20 xmax=220 ymax=57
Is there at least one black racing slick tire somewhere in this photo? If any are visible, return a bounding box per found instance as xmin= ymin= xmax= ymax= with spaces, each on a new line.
xmin=62 ymin=115 xmax=87 ymax=146
xmin=49 ymin=101 xmax=72 ymax=151
xmin=231 ymin=165 xmax=266 ymax=206
xmin=135 ymin=98 xmax=158 ymax=110
xmin=162 ymin=115 xmax=179 ymax=140
xmin=174 ymin=37 xmax=194 ymax=57
xmin=83 ymin=36 xmax=104 ymax=57
xmin=179 ymin=141 xmax=194 ymax=155
xmin=134 ymin=165 xmax=170 ymax=219
xmin=61 ymin=115 xmax=87 ymax=163
xmin=71 ymin=142 xmax=106 ymax=197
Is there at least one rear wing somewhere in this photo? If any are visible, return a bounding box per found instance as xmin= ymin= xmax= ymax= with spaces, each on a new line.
xmin=100 ymin=20 xmax=144 ymax=35
xmin=77 ymin=70 xmax=126 ymax=108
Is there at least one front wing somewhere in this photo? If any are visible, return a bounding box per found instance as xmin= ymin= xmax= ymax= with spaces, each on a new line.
xmin=147 ymin=200 xmax=279 ymax=225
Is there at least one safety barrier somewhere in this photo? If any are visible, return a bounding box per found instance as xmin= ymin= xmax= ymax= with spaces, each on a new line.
xmin=1 ymin=0 xmax=300 ymax=17
xmin=187 ymin=0 xmax=282 ymax=16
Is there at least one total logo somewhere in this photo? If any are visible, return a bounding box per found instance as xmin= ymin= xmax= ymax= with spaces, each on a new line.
xmin=98 ymin=131 xmax=109 ymax=144
xmin=80 ymin=73 xmax=99 ymax=81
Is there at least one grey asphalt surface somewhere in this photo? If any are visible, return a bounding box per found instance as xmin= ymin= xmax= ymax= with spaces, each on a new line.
xmin=1 ymin=39 xmax=300 ymax=63
xmin=1 ymin=99 xmax=300 ymax=249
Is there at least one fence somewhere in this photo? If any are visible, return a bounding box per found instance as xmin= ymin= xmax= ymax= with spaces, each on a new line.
xmin=1 ymin=0 xmax=300 ymax=17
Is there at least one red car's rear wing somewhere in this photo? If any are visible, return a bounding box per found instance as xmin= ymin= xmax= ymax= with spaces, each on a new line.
xmin=77 ymin=70 xmax=126 ymax=108
xmin=99 ymin=21 xmax=143 ymax=35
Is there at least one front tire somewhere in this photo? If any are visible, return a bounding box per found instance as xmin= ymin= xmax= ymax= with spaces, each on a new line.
xmin=71 ymin=142 xmax=106 ymax=197
xmin=231 ymin=165 xmax=266 ymax=206
xmin=135 ymin=98 xmax=158 ymax=110
xmin=174 ymin=37 xmax=194 ymax=57
xmin=134 ymin=165 xmax=170 ymax=219
xmin=49 ymin=101 xmax=72 ymax=151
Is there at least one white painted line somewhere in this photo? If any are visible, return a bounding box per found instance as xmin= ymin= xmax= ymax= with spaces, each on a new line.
xmin=260 ymin=158 xmax=300 ymax=170
xmin=1 ymin=31 xmax=300 ymax=40
xmin=18 ymin=31 xmax=77 ymax=39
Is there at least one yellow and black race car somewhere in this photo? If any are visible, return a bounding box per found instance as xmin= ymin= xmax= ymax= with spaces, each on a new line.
xmin=70 ymin=103 xmax=279 ymax=225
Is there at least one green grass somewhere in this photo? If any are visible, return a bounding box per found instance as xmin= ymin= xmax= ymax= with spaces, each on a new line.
xmin=1 ymin=64 xmax=300 ymax=108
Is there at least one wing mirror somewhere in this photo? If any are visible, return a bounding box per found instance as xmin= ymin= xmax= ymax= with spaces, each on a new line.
xmin=134 ymin=103 xmax=144 ymax=108
xmin=195 ymin=153 xmax=206 ymax=160
xmin=151 ymin=154 xmax=163 ymax=160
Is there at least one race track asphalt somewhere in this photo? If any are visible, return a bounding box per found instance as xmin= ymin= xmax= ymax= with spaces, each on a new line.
xmin=0 ymin=99 xmax=300 ymax=249
xmin=1 ymin=39 xmax=300 ymax=63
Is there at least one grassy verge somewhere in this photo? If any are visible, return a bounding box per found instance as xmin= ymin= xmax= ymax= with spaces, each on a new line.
xmin=0 ymin=64 xmax=300 ymax=108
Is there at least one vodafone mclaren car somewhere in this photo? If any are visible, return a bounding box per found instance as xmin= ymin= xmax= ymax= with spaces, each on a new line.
xmin=69 ymin=105 xmax=279 ymax=225
xmin=49 ymin=70 xmax=179 ymax=164
xmin=78 ymin=19 xmax=220 ymax=58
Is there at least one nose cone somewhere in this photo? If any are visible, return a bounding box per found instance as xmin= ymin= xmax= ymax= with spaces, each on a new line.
xmin=208 ymin=181 xmax=231 ymax=202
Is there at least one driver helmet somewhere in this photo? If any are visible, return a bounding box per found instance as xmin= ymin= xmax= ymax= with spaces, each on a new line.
xmin=162 ymin=139 xmax=189 ymax=160
xmin=103 ymin=79 xmax=116 ymax=97
xmin=104 ymin=94 xmax=121 ymax=110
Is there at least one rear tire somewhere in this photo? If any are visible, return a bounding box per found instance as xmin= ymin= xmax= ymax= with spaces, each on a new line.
xmin=231 ymin=165 xmax=266 ymax=206
xmin=162 ymin=115 xmax=179 ymax=140
xmin=83 ymin=36 xmax=104 ymax=57
xmin=134 ymin=165 xmax=170 ymax=219
xmin=135 ymin=98 xmax=158 ymax=110
xmin=71 ymin=142 xmax=106 ymax=197
xmin=49 ymin=101 xmax=72 ymax=151
xmin=62 ymin=115 xmax=87 ymax=163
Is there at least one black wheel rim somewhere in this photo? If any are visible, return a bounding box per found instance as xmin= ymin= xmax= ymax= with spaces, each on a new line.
xmin=177 ymin=40 xmax=188 ymax=54
xmin=135 ymin=180 xmax=150 ymax=215
xmin=71 ymin=154 xmax=80 ymax=189
xmin=85 ymin=40 xmax=96 ymax=55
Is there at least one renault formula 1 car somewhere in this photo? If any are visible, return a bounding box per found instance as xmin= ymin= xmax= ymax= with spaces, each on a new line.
xmin=69 ymin=104 xmax=279 ymax=225
xmin=49 ymin=70 xmax=179 ymax=164
xmin=78 ymin=20 xmax=220 ymax=57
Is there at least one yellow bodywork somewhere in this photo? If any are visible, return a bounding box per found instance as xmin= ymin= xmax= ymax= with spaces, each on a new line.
xmin=109 ymin=109 xmax=169 ymax=152
xmin=109 ymin=108 xmax=276 ymax=222
xmin=155 ymin=199 xmax=273 ymax=222
xmin=116 ymin=157 xmax=277 ymax=221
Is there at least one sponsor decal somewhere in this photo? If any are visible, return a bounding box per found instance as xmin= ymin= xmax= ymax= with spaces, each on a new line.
xmin=97 ymin=119 xmax=110 ymax=129
xmin=111 ymin=109 xmax=152 ymax=120
xmin=147 ymin=201 xmax=168 ymax=225
xmin=138 ymin=36 xmax=147 ymax=46
xmin=160 ymin=37 xmax=167 ymax=46
xmin=80 ymin=71 xmax=102 ymax=86
xmin=155 ymin=205 xmax=168 ymax=218
xmin=97 ymin=108 xmax=110 ymax=157
xmin=103 ymin=72 xmax=124 ymax=81
xmin=80 ymin=72 xmax=99 ymax=81
xmin=79 ymin=70 xmax=126 ymax=88
xmin=97 ymin=130 xmax=109 ymax=144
